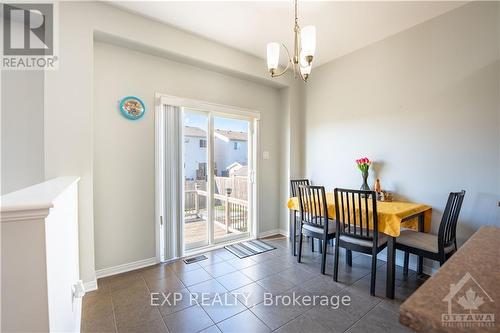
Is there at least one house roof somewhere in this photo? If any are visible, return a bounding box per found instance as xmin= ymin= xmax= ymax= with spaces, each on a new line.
xmin=184 ymin=126 xmax=207 ymax=137
xmin=184 ymin=126 xmax=247 ymax=141
xmin=215 ymin=129 xmax=247 ymax=141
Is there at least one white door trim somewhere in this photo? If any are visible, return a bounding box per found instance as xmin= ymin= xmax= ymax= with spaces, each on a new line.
xmin=155 ymin=92 xmax=260 ymax=260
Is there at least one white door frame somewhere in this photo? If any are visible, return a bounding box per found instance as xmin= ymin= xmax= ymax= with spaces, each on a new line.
xmin=155 ymin=93 xmax=260 ymax=261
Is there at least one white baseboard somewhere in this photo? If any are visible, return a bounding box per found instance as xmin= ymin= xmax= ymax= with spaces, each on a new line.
xmin=258 ymin=229 xmax=287 ymax=238
xmin=83 ymin=279 xmax=98 ymax=293
xmin=95 ymin=257 xmax=158 ymax=279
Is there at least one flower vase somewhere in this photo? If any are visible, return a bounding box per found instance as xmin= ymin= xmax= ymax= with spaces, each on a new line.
xmin=360 ymin=171 xmax=370 ymax=191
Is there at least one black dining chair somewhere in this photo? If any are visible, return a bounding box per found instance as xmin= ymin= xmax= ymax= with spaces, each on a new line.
xmin=297 ymin=185 xmax=336 ymax=274
xmin=290 ymin=179 xmax=318 ymax=255
xmin=333 ymin=188 xmax=387 ymax=295
xmin=398 ymin=190 xmax=465 ymax=273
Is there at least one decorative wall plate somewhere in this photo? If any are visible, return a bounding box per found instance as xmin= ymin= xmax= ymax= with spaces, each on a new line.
xmin=119 ymin=96 xmax=145 ymax=120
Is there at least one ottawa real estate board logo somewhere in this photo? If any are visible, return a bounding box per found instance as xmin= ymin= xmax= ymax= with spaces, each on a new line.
xmin=2 ymin=2 xmax=58 ymax=69
xmin=441 ymin=272 xmax=495 ymax=328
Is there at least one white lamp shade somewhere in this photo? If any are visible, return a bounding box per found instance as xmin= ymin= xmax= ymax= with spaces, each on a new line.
xmin=301 ymin=25 xmax=316 ymax=58
xmin=300 ymin=64 xmax=311 ymax=75
xmin=267 ymin=42 xmax=280 ymax=70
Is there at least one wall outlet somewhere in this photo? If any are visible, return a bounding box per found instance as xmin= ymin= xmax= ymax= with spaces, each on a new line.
xmin=263 ymin=151 xmax=270 ymax=160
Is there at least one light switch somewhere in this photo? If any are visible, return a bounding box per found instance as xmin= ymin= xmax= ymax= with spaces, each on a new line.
xmin=263 ymin=151 xmax=270 ymax=160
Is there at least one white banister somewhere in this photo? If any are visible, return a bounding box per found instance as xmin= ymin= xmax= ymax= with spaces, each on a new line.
xmin=1 ymin=177 xmax=82 ymax=333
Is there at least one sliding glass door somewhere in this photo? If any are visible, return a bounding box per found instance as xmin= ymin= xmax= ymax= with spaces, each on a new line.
xmin=182 ymin=111 xmax=209 ymax=250
xmin=182 ymin=109 xmax=255 ymax=252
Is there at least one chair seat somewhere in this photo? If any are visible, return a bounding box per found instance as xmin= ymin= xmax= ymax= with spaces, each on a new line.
xmin=396 ymin=230 xmax=454 ymax=254
xmin=302 ymin=219 xmax=335 ymax=234
xmin=339 ymin=233 xmax=388 ymax=248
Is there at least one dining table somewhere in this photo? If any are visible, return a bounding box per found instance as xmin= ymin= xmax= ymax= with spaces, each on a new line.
xmin=287 ymin=193 xmax=432 ymax=299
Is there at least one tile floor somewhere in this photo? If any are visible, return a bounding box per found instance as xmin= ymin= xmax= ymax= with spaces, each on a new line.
xmin=82 ymin=236 xmax=427 ymax=333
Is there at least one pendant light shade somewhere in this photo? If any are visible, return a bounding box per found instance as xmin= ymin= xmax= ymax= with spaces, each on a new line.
xmin=265 ymin=0 xmax=317 ymax=82
xmin=266 ymin=42 xmax=280 ymax=71
xmin=300 ymin=25 xmax=316 ymax=59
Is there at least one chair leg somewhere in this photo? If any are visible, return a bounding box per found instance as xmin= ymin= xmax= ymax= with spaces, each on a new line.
xmin=417 ymin=256 xmax=423 ymax=275
xmin=321 ymin=236 xmax=328 ymax=274
xmin=403 ymin=251 xmax=409 ymax=276
xmin=333 ymin=238 xmax=340 ymax=282
xmin=311 ymin=238 xmax=315 ymax=252
xmin=347 ymin=250 xmax=352 ymax=267
xmin=298 ymin=232 xmax=303 ymax=263
xmin=370 ymin=253 xmax=377 ymax=296
xmin=319 ymin=240 xmax=323 ymax=254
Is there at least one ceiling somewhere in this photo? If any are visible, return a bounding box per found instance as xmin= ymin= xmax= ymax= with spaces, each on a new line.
xmin=112 ymin=1 xmax=466 ymax=67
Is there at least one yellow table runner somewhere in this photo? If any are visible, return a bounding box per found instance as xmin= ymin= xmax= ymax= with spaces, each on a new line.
xmin=287 ymin=193 xmax=432 ymax=237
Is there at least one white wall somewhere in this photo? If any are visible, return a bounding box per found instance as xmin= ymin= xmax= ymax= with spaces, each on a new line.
xmin=45 ymin=1 xmax=301 ymax=284
xmin=305 ymin=1 xmax=500 ymax=254
xmin=1 ymin=70 xmax=45 ymax=195
xmin=93 ymin=42 xmax=281 ymax=270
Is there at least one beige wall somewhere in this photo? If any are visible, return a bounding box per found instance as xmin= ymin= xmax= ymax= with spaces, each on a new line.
xmin=1 ymin=71 xmax=45 ymax=195
xmin=93 ymin=42 xmax=282 ymax=270
xmin=305 ymin=1 xmax=500 ymax=258
xmin=45 ymin=1 xmax=301 ymax=283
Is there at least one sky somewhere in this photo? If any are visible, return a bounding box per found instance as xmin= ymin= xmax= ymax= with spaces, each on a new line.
xmin=184 ymin=112 xmax=248 ymax=133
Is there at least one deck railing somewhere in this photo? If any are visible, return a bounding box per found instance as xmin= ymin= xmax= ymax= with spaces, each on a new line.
xmin=184 ymin=184 xmax=248 ymax=233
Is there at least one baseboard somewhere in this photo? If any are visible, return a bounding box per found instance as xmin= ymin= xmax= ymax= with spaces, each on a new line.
xmin=258 ymin=229 xmax=287 ymax=238
xmin=95 ymin=257 xmax=158 ymax=279
xmin=83 ymin=279 xmax=98 ymax=292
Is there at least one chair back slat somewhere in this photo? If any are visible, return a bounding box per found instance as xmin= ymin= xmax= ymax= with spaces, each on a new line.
xmin=334 ymin=188 xmax=378 ymax=242
xmin=290 ymin=179 xmax=310 ymax=197
xmin=298 ymin=185 xmax=329 ymax=233
xmin=438 ymin=191 xmax=465 ymax=252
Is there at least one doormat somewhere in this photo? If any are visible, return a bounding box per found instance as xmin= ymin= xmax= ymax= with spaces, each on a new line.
xmin=224 ymin=240 xmax=276 ymax=259
xmin=183 ymin=255 xmax=208 ymax=264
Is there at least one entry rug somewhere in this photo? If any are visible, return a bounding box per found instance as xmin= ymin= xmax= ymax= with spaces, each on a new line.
xmin=224 ymin=240 xmax=276 ymax=259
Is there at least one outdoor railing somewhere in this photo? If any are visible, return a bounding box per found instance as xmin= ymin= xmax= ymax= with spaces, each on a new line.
xmin=184 ymin=186 xmax=248 ymax=233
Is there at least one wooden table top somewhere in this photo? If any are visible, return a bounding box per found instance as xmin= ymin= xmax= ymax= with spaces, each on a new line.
xmin=399 ymin=226 xmax=500 ymax=332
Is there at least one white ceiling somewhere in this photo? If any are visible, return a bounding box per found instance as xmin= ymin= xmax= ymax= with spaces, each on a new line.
xmin=112 ymin=1 xmax=466 ymax=67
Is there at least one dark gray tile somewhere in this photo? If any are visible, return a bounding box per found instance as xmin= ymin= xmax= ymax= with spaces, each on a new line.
xmin=157 ymin=288 xmax=197 ymax=317
xmin=300 ymin=274 xmax=345 ymax=296
xmin=216 ymin=271 xmax=253 ymax=291
xmin=231 ymin=282 xmax=268 ymax=307
xmin=188 ymin=279 xmax=228 ymax=300
xmin=217 ymin=310 xmax=270 ymax=333
xmin=240 ymin=263 xmax=276 ymax=280
xmin=346 ymin=303 xmax=413 ymax=333
xmin=116 ymin=317 xmax=168 ymax=333
xmin=256 ymin=274 xmax=296 ymax=294
xmin=226 ymin=257 xmax=257 ymax=270
xmin=197 ymin=254 xmax=225 ymax=267
xmin=203 ymin=261 xmax=238 ymax=278
xmin=114 ymin=303 xmax=163 ymax=332
xmin=274 ymin=313 xmax=330 ymax=333
xmin=177 ymin=268 xmax=212 ymax=287
xmin=164 ymin=304 xmax=214 ymax=333
xmin=302 ymin=286 xmax=381 ymax=332
xmin=100 ymin=272 xmax=145 ymax=292
xmin=250 ymin=300 xmax=303 ymax=330
xmin=279 ymin=267 xmax=318 ymax=285
xmin=141 ymin=264 xmax=176 ymax=284
xmin=199 ymin=325 xmax=222 ymax=333
xmin=213 ymin=249 xmax=238 ymax=261
xmin=200 ymin=293 xmax=247 ymax=323
xmin=170 ymin=260 xmax=201 ymax=274
xmin=146 ymin=274 xmax=185 ymax=293
xmin=111 ymin=282 xmax=151 ymax=311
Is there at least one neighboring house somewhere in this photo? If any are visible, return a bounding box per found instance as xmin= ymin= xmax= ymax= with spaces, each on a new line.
xmin=226 ymin=162 xmax=248 ymax=177
xmin=183 ymin=126 xmax=248 ymax=179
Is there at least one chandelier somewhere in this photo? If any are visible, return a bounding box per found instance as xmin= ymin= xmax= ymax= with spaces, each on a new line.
xmin=266 ymin=0 xmax=316 ymax=82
